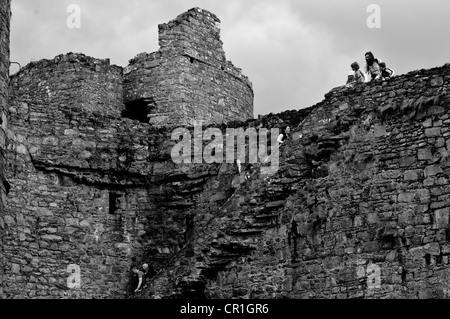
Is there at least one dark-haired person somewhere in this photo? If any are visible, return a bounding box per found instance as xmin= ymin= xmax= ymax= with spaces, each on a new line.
xmin=277 ymin=126 xmax=291 ymax=144
xmin=379 ymin=62 xmax=395 ymax=80
xmin=364 ymin=51 xmax=381 ymax=81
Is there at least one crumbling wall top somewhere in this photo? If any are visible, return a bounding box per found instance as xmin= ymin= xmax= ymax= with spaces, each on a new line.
xmin=158 ymin=7 xmax=226 ymax=64
xmin=10 ymin=52 xmax=124 ymax=116
xmin=11 ymin=52 xmax=122 ymax=79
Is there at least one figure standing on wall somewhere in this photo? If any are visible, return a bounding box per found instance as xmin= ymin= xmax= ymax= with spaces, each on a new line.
xmin=364 ymin=51 xmax=382 ymax=81
xmin=131 ymin=266 xmax=144 ymax=293
xmin=141 ymin=263 xmax=156 ymax=287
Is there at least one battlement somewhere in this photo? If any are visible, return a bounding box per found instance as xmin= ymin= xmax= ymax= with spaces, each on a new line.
xmin=13 ymin=52 xmax=121 ymax=75
xmin=10 ymin=52 xmax=124 ymax=117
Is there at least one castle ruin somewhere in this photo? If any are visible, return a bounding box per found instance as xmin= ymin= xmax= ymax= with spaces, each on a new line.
xmin=2 ymin=5 xmax=450 ymax=300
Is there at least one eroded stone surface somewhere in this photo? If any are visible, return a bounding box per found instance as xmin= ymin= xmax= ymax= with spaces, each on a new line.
xmin=3 ymin=6 xmax=450 ymax=300
xmin=0 ymin=0 xmax=11 ymax=299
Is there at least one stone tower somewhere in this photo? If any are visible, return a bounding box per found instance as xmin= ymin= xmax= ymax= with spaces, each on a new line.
xmin=123 ymin=7 xmax=254 ymax=126
xmin=0 ymin=0 xmax=11 ymax=298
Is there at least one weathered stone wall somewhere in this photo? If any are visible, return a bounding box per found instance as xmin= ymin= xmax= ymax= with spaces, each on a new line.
xmin=6 ymin=53 xmax=450 ymax=299
xmin=4 ymin=57 xmax=132 ymax=298
xmin=4 ymin=6 xmax=450 ymax=300
xmin=123 ymin=8 xmax=254 ymax=126
xmin=278 ymin=66 xmax=450 ymax=299
xmin=10 ymin=53 xmax=123 ymax=117
xmin=0 ymin=0 xmax=11 ymax=298
xmin=4 ymin=50 xmax=260 ymax=297
xmin=136 ymin=64 xmax=450 ymax=299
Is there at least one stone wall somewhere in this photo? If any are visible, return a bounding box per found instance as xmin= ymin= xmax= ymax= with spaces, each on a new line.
xmin=5 ymin=51 xmax=450 ymax=299
xmin=11 ymin=53 xmax=123 ymax=117
xmin=4 ymin=50 xmax=260 ymax=297
xmin=0 ymin=0 xmax=11 ymax=298
xmin=136 ymin=64 xmax=450 ymax=299
xmin=4 ymin=6 xmax=450 ymax=300
xmin=123 ymin=8 xmax=254 ymax=126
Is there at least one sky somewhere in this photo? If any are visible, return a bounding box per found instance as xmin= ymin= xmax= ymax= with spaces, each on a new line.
xmin=9 ymin=0 xmax=450 ymax=118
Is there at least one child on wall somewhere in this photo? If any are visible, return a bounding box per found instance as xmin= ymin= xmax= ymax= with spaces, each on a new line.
xmin=346 ymin=62 xmax=367 ymax=87
xmin=379 ymin=62 xmax=395 ymax=80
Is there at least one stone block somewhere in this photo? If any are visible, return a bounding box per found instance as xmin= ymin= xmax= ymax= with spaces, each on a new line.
xmin=398 ymin=192 xmax=415 ymax=203
xmin=339 ymin=102 xmax=349 ymax=111
xmin=354 ymin=216 xmax=363 ymax=227
xmin=400 ymin=156 xmax=417 ymax=167
xmin=434 ymin=208 xmax=449 ymax=229
xmin=425 ymin=127 xmax=441 ymax=138
xmin=322 ymin=256 xmax=342 ymax=270
xmin=386 ymin=250 xmax=397 ymax=261
xmin=423 ymin=118 xmax=433 ymax=128
xmin=363 ymin=241 xmax=380 ymax=252
xmin=415 ymin=204 xmax=429 ymax=214
xmin=424 ymin=164 xmax=443 ymax=177
xmin=430 ymin=76 xmax=444 ymax=87
xmin=367 ymin=213 xmax=379 ymax=224
xmin=40 ymin=235 xmax=62 ymax=241
xmin=403 ymin=170 xmax=419 ymax=181
xmin=424 ymin=242 xmax=440 ymax=256
xmin=418 ymin=148 xmax=432 ymax=160
xmin=306 ymin=263 xmax=322 ymax=275
xmin=415 ymin=189 xmax=430 ymax=201
xmin=11 ymin=263 xmax=20 ymax=274
xmin=283 ymin=276 xmax=293 ymax=292
xmin=373 ymin=124 xmax=387 ymax=138
xmin=442 ymin=244 xmax=450 ymax=254
xmin=399 ymin=211 xmax=414 ymax=226
xmin=409 ymin=246 xmax=425 ymax=259
xmin=337 ymin=268 xmax=355 ymax=283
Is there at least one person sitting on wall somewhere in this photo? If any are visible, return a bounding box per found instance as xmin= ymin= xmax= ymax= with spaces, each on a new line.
xmin=379 ymin=62 xmax=395 ymax=81
xmin=364 ymin=51 xmax=382 ymax=81
xmin=346 ymin=62 xmax=367 ymax=87
xmin=277 ymin=126 xmax=291 ymax=144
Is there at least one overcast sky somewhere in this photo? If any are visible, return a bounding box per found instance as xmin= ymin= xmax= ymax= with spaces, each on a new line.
xmin=9 ymin=0 xmax=450 ymax=117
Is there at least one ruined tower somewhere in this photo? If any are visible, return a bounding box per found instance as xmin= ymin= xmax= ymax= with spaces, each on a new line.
xmin=1 ymin=7 xmax=256 ymax=299
xmin=123 ymin=7 xmax=254 ymax=126
xmin=0 ymin=0 xmax=11 ymax=298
